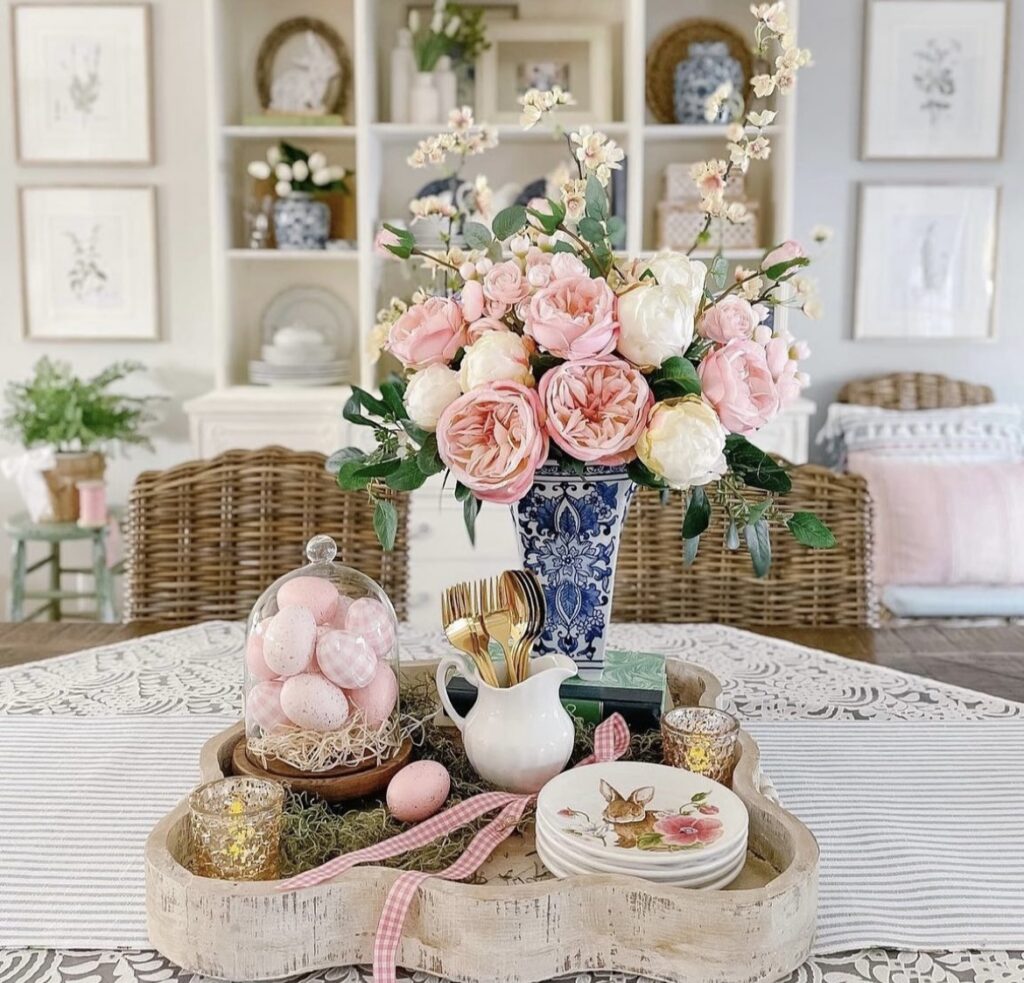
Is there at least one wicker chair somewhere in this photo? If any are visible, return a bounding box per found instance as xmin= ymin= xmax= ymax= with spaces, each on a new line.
xmin=837 ymin=373 xmax=994 ymax=410
xmin=613 ymin=465 xmax=879 ymax=628
xmin=124 ymin=447 xmax=409 ymax=625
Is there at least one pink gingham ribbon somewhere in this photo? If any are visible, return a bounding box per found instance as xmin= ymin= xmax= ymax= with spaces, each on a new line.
xmin=278 ymin=713 xmax=630 ymax=983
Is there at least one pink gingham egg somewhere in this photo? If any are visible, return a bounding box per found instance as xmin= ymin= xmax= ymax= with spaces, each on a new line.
xmin=280 ymin=673 xmax=350 ymax=732
xmin=247 ymin=680 xmax=290 ymax=734
xmin=346 ymin=661 xmax=398 ymax=729
xmin=276 ymin=575 xmax=340 ymax=625
xmin=245 ymin=620 xmax=277 ymax=681
xmin=346 ymin=597 xmax=396 ymax=658
xmin=324 ymin=593 xmax=354 ymax=630
xmin=263 ymin=606 xmax=316 ymax=676
xmin=386 ymin=760 xmax=451 ymax=822
xmin=316 ymin=630 xmax=378 ymax=689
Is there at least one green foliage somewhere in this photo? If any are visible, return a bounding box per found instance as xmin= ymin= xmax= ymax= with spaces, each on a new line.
xmin=762 ymin=254 xmax=809 ymax=282
xmin=491 ymin=204 xmax=528 ymax=241
xmin=381 ymin=223 xmax=415 ymax=260
xmin=626 ymin=457 xmax=667 ymax=489
xmin=650 ymin=357 xmax=702 ymax=401
xmin=2 ymin=357 xmax=158 ymax=453
xmin=744 ymin=519 xmax=772 ymax=578
xmin=373 ymin=500 xmax=399 ymax=551
xmin=277 ymin=140 xmax=352 ymax=195
xmin=787 ymin=511 xmax=837 ymax=548
xmin=442 ymin=2 xmax=491 ymax=62
xmin=724 ymin=434 xmax=792 ymax=494
xmin=681 ymin=486 xmax=711 ymax=539
xmin=462 ymin=221 xmax=493 ymax=250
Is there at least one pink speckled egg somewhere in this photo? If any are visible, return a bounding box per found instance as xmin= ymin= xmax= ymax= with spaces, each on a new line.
xmin=386 ymin=761 xmax=451 ymax=822
xmin=280 ymin=673 xmax=349 ymax=732
xmin=277 ymin=575 xmax=340 ymax=625
xmin=316 ymin=630 xmax=378 ymax=689
xmin=263 ymin=606 xmax=316 ymax=677
xmin=324 ymin=593 xmax=354 ymax=630
xmin=245 ymin=621 xmax=277 ymax=681
xmin=346 ymin=597 xmax=397 ymax=658
xmin=247 ymin=680 xmax=290 ymax=735
xmin=346 ymin=661 xmax=398 ymax=729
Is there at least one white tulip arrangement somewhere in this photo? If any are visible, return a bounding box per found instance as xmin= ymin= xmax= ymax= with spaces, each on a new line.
xmin=247 ymin=141 xmax=351 ymax=197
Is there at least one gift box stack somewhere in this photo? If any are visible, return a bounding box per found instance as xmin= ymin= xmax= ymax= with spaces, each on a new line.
xmin=656 ymin=163 xmax=760 ymax=251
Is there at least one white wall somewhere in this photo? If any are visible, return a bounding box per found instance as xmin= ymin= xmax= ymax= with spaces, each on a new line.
xmin=794 ymin=0 xmax=1023 ymax=457
xmin=0 ymin=0 xmax=213 ymax=608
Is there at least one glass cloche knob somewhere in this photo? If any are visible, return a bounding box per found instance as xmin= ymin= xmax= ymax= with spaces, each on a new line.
xmin=305 ymin=535 xmax=338 ymax=565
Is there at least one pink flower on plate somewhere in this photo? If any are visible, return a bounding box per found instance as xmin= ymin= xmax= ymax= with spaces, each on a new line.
xmin=387 ymin=297 xmax=468 ymax=370
xmin=698 ymin=804 xmax=719 ymax=815
xmin=525 ymin=275 xmax=619 ymax=360
xmin=539 ymin=356 xmax=652 ymax=465
xmin=436 ymin=381 xmax=549 ymax=504
xmin=699 ymin=296 xmax=762 ymax=344
xmin=483 ymin=261 xmax=530 ymax=318
xmin=698 ymin=339 xmax=780 ymax=435
xmin=461 ymin=280 xmax=485 ymax=322
xmin=653 ymin=814 xmax=724 ymax=847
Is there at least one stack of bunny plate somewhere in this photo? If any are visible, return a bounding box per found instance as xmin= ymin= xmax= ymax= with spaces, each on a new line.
xmin=535 ymin=761 xmax=749 ymax=888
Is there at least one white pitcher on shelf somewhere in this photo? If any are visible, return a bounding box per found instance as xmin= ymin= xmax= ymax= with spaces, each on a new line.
xmin=409 ymin=71 xmax=441 ymax=125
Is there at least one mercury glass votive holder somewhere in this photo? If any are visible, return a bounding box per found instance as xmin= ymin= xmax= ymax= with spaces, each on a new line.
xmin=187 ymin=777 xmax=285 ymax=880
xmin=661 ymin=707 xmax=740 ymax=784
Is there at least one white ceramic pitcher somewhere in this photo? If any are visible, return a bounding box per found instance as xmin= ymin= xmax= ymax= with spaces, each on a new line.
xmin=436 ymin=653 xmax=579 ymax=793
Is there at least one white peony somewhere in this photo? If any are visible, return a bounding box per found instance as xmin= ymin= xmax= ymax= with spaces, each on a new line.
xmin=636 ymin=396 xmax=727 ymax=489
xmin=644 ymin=251 xmax=708 ymax=303
xmin=459 ymin=331 xmax=534 ymax=392
xmin=617 ymin=281 xmax=698 ymax=370
xmin=404 ymin=364 xmax=462 ymax=430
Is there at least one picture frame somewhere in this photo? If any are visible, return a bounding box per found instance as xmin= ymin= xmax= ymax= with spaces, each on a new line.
xmin=860 ymin=0 xmax=1007 ymax=160
xmin=475 ymin=21 xmax=612 ymax=125
xmin=853 ymin=184 xmax=999 ymax=341
xmin=19 ymin=186 xmax=160 ymax=341
xmin=12 ymin=4 xmax=153 ymax=164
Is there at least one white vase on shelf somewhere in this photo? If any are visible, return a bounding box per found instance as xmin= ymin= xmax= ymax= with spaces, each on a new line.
xmin=434 ymin=55 xmax=457 ymax=119
xmin=389 ymin=28 xmax=416 ymax=123
xmin=409 ymin=71 xmax=441 ymax=125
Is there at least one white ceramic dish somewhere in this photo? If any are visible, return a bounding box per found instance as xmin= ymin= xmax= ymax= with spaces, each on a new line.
xmin=261 ymin=286 xmax=355 ymax=357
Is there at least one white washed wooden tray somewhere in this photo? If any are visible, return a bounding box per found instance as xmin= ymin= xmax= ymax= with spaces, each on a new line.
xmin=145 ymin=660 xmax=818 ymax=983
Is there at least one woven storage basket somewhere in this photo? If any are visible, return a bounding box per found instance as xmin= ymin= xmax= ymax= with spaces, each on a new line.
xmin=613 ymin=464 xmax=879 ymax=628
xmin=657 ymin=201 xmax=760 ymax=250
xmin=665 ymin=163 xmax=746 ymax=202
xmin=838 ymin=373 xmax=994 ymax=411
xmin=124 ymin=447 xmax=409 ymax=625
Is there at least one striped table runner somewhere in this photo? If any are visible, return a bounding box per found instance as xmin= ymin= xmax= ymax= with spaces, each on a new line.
xmin=748 ymin=719 xmax=1024 ymax=954
xmin=0 ymin=715 xmax=237 ymax=948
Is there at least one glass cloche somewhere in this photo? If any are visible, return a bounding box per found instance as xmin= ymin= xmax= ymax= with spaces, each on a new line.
xmin=243 ymin=535 xmax=401 ymax=775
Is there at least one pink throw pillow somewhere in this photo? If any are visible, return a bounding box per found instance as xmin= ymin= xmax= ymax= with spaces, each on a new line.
xmin=848 ymin=453 xmax=1024 ymax=587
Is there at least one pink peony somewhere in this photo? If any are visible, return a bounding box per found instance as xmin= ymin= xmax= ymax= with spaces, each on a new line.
xmin=436 ymin=381 xmax=549 ymax=504
xmin=699 ymin=296 xmax=761 ymax=344
xmin=653 ymin=814 xmax=724 ymax=847
xmin=539 ymin=356 xmax=652 ymax=465
xmin=525 ymin=275 xmax=619 ymax=360
xmin=761 ymin=239 xmax=804 ymax=271
xmin=387 ymin=297 xmax=468 ymax=370
xmin=466 ymin=316 xmax=511 ymax=344
xmin=698 ymin=339 xmax=780 ymax=435
xmin=461 ymin=280 xmax=485 ymax=322
xmin=549 ymin=252 xmax=589 ymax=280
xmin=483 ymin=261 xmax=530 ymax=318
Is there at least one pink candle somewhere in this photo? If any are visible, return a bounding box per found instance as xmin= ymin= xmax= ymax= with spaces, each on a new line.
xmin=77 ymin=480 xmax=108 ymax=527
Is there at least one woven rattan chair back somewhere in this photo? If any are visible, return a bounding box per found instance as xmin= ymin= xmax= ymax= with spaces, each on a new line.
xmin=124 ymin=447 xmax=409 ymax=625
xmin=614 ymin=464 xmax=878 ymax=628
xmin=837 ymin=373 xmax=994 ymax=410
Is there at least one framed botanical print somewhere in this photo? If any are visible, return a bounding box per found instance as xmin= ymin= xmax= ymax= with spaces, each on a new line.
xmin=12 ymin=4 xmax=153 ymax=163
xmin=854 ymin=184 xmax=998 ymax=341
xmin=19 ymin=187 xmax=159 ymax=341
xmin=861 ymin=0 xmax=1007 ymax=159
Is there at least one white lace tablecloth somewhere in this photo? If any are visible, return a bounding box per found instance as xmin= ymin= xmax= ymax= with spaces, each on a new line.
xmin=2 ymin=621 xmax=1023 ymax=983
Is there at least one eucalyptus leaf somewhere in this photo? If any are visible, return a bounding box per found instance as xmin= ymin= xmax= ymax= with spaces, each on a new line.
xmin=552 ymin=240 xmax=578 ymax=255
xmin=385 ymin=457 xmax=429 ymax=491
xmin=682 ymin=486 xmax=711 ymax=539
xmin=787 ymin=511 xmax=837 ymax=548
xmin=373 ymin=499 xmax=399 ymax=551
xmin=584 ymin=173 xmax=609 ymax=222
xmin=336 ymin=460 xmax=373 ymax=492
xmin=577 ymin=216 xmax=606 ymax=244
xmin=683 ymin=535 xmax=700 ymax=566
xmin=325 ymin=446 xmax=365 ymax=475
xmin=744 ymin=519 xmax=772 ymax=578
xmin=416 ymin=433 xmax=445 ymax=476
xmin=491 ymin=204 xmax=528 ymax=241
xmin=462 ymin=221 xmax=493 ymax=250
xmin=709 ymin=253 xmax=729 ymax=290
xmin=725 ymin=435 xmax=792 ymax=494
xmin=353 ymin=457 xmax=403 ymax=478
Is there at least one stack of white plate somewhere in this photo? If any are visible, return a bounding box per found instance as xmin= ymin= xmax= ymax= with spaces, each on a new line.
xmin=535 ymin=761 xmax=748 ymax=888
xmin=248 ymin=360 xmax=350 ymax=387
xmin=250 ymin=325 xmax=349 ymax=387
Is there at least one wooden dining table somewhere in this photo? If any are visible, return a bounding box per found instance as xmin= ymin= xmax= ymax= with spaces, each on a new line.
xmin=2 ymin=619 xmax=1022 ymax=702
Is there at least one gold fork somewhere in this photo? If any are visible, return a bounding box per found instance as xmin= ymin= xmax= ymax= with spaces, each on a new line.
xmin=441 ymin=581 xmax=500 ymax=688
xmin=506 ymin=570 xmax=547 ymax=683
xmin=481 ymin=575 xmax=519 ymax=685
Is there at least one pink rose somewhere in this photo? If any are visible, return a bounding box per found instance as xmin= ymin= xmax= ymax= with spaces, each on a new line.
xmin=525 ymin=275 xmax=619 ymax=360
xmin=466 ymin=316 xmax=511 ymax=344
xmin=699 ymin=296 xmax=761 ymax=344
xmin=483 ymin=261 xmax=530 ymax=318
xmin=461 ymin=280 xmax=484 ymax=322
xmin=761 ymin=240 xmax=805 ymax=271
xmin=374 ymin=228 xmax=401 ymax=257
xmin=549 ymin=252 xmax=589 ymax=280
xmin=539 ymin=356 xmax=652 ymax=465
xmin=387 ymin=297 xmax=468 ymax=370
xmin=698 ymin=339 xmax=780 ymax=435
xmin=436 ymin=381 xmax=549 ymax=504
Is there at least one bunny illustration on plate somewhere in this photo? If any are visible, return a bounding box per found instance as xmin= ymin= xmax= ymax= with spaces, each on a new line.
xmin=600 ymin=781 xmax=658 ymax=848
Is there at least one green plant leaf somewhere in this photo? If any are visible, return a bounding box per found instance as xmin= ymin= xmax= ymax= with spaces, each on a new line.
xmin=463 ymin=494 xmax=481 ymax=545
xmin=584 ymin=173 xmax=609 ymax=222
xmin=745 ymin=500 xmax=771 ymax=526
xmin=577 ymin=216 xmax=606 ymax=244
xmin=787 ymin=511 xmax=837 ymax=549
xmin=462 ymin=221 xmax=493 ymax=250
xmin=552 ymin=240 xmax=578 ymax=255
xmin=353 ymin=457 xmax=402 ymax=478
xmin=744 ymin=519 xmax=772 ymax=578
xmin=606 ymin=215 xmax=626 ymax=248
xmin=343 ymin=393 xmax=377 ymax=429
xmin=651 ymin=357 xmax=701 ymax=398
xmin=627 ymin=458 xmax=667 ymax=489
xmin=381 ymin=222 xmax=415 ymax=259
xmin=385 ymin=457 xmax=429 ymax=491
xmin=491 ymin=204 xmax=528 ymax=241
xmin=351 ymin=386 xmax=390 ymax=418
xmin=379 ymin=380 xmax=407 ymax=420
xmin=416 ymin=433 xmax=445 ymax=476
xmin=709 ymin=253 xmax=729 ymax=290
xmin=762 ymin=255 xmax=810 ymax=281
xmin=324 ymin=446 xmax=365 ymax=475
xmin=454 ymin=481 xmax=472 ymax=502
xmin=526 ymin=202 xmax=561 ymax=235
xmin=725 ymin=435 xmax=792 ymax=494
xmin=336 ymin=460 xmax=373 ymax=492
xmin=400 ymin=419 xmax=433 ymax=445
xmin=683 ymin=535 xmax=700 ymax=566
xmin=682 ymin=486 xmax=711 ymax=538
xmin=373 ymin=499 xmax=399 ymax=551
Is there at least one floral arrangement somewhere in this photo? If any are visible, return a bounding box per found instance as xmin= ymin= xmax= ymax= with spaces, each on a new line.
xmin=247 ymin=141 xmax=351 ymax=198
xmin=335 ymin=3 xmax=834 ymax=574
xmin=408 ymin=1 xmax=465 ymax=71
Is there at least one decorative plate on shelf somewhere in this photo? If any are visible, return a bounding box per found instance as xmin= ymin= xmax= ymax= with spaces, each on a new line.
xmin=261 ymin=286 xmax=355 ymax=358
xmin=645 ymin=19 xmax=755 ymax=125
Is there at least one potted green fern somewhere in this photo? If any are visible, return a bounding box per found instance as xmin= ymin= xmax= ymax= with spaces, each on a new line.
xmin=2 ymin=358 xmax=158 ymax=521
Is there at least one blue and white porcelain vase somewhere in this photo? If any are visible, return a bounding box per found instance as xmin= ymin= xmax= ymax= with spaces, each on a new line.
xmin=511 ymin=463 xmax=637 ymax=671
xmin=273 ymin=192 xmax=330 ymax=250
xmin=673 ymin=41 xmax=745 ymax=124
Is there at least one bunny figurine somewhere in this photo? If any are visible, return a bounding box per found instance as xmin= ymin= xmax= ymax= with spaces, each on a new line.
xmin=600 ymin=781 xmax=658 ymax=848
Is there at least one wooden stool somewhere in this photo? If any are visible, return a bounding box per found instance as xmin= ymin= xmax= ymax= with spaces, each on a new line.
xmin=5 ymin=508 xmax=124 ymax=623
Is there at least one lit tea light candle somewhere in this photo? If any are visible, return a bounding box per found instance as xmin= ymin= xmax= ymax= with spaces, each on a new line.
xmin=661 ymin=707 xmax=739 ymax=785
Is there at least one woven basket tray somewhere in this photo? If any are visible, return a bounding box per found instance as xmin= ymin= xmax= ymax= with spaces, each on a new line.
xmin=145 ymin=660 xmax=818 ymax=983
